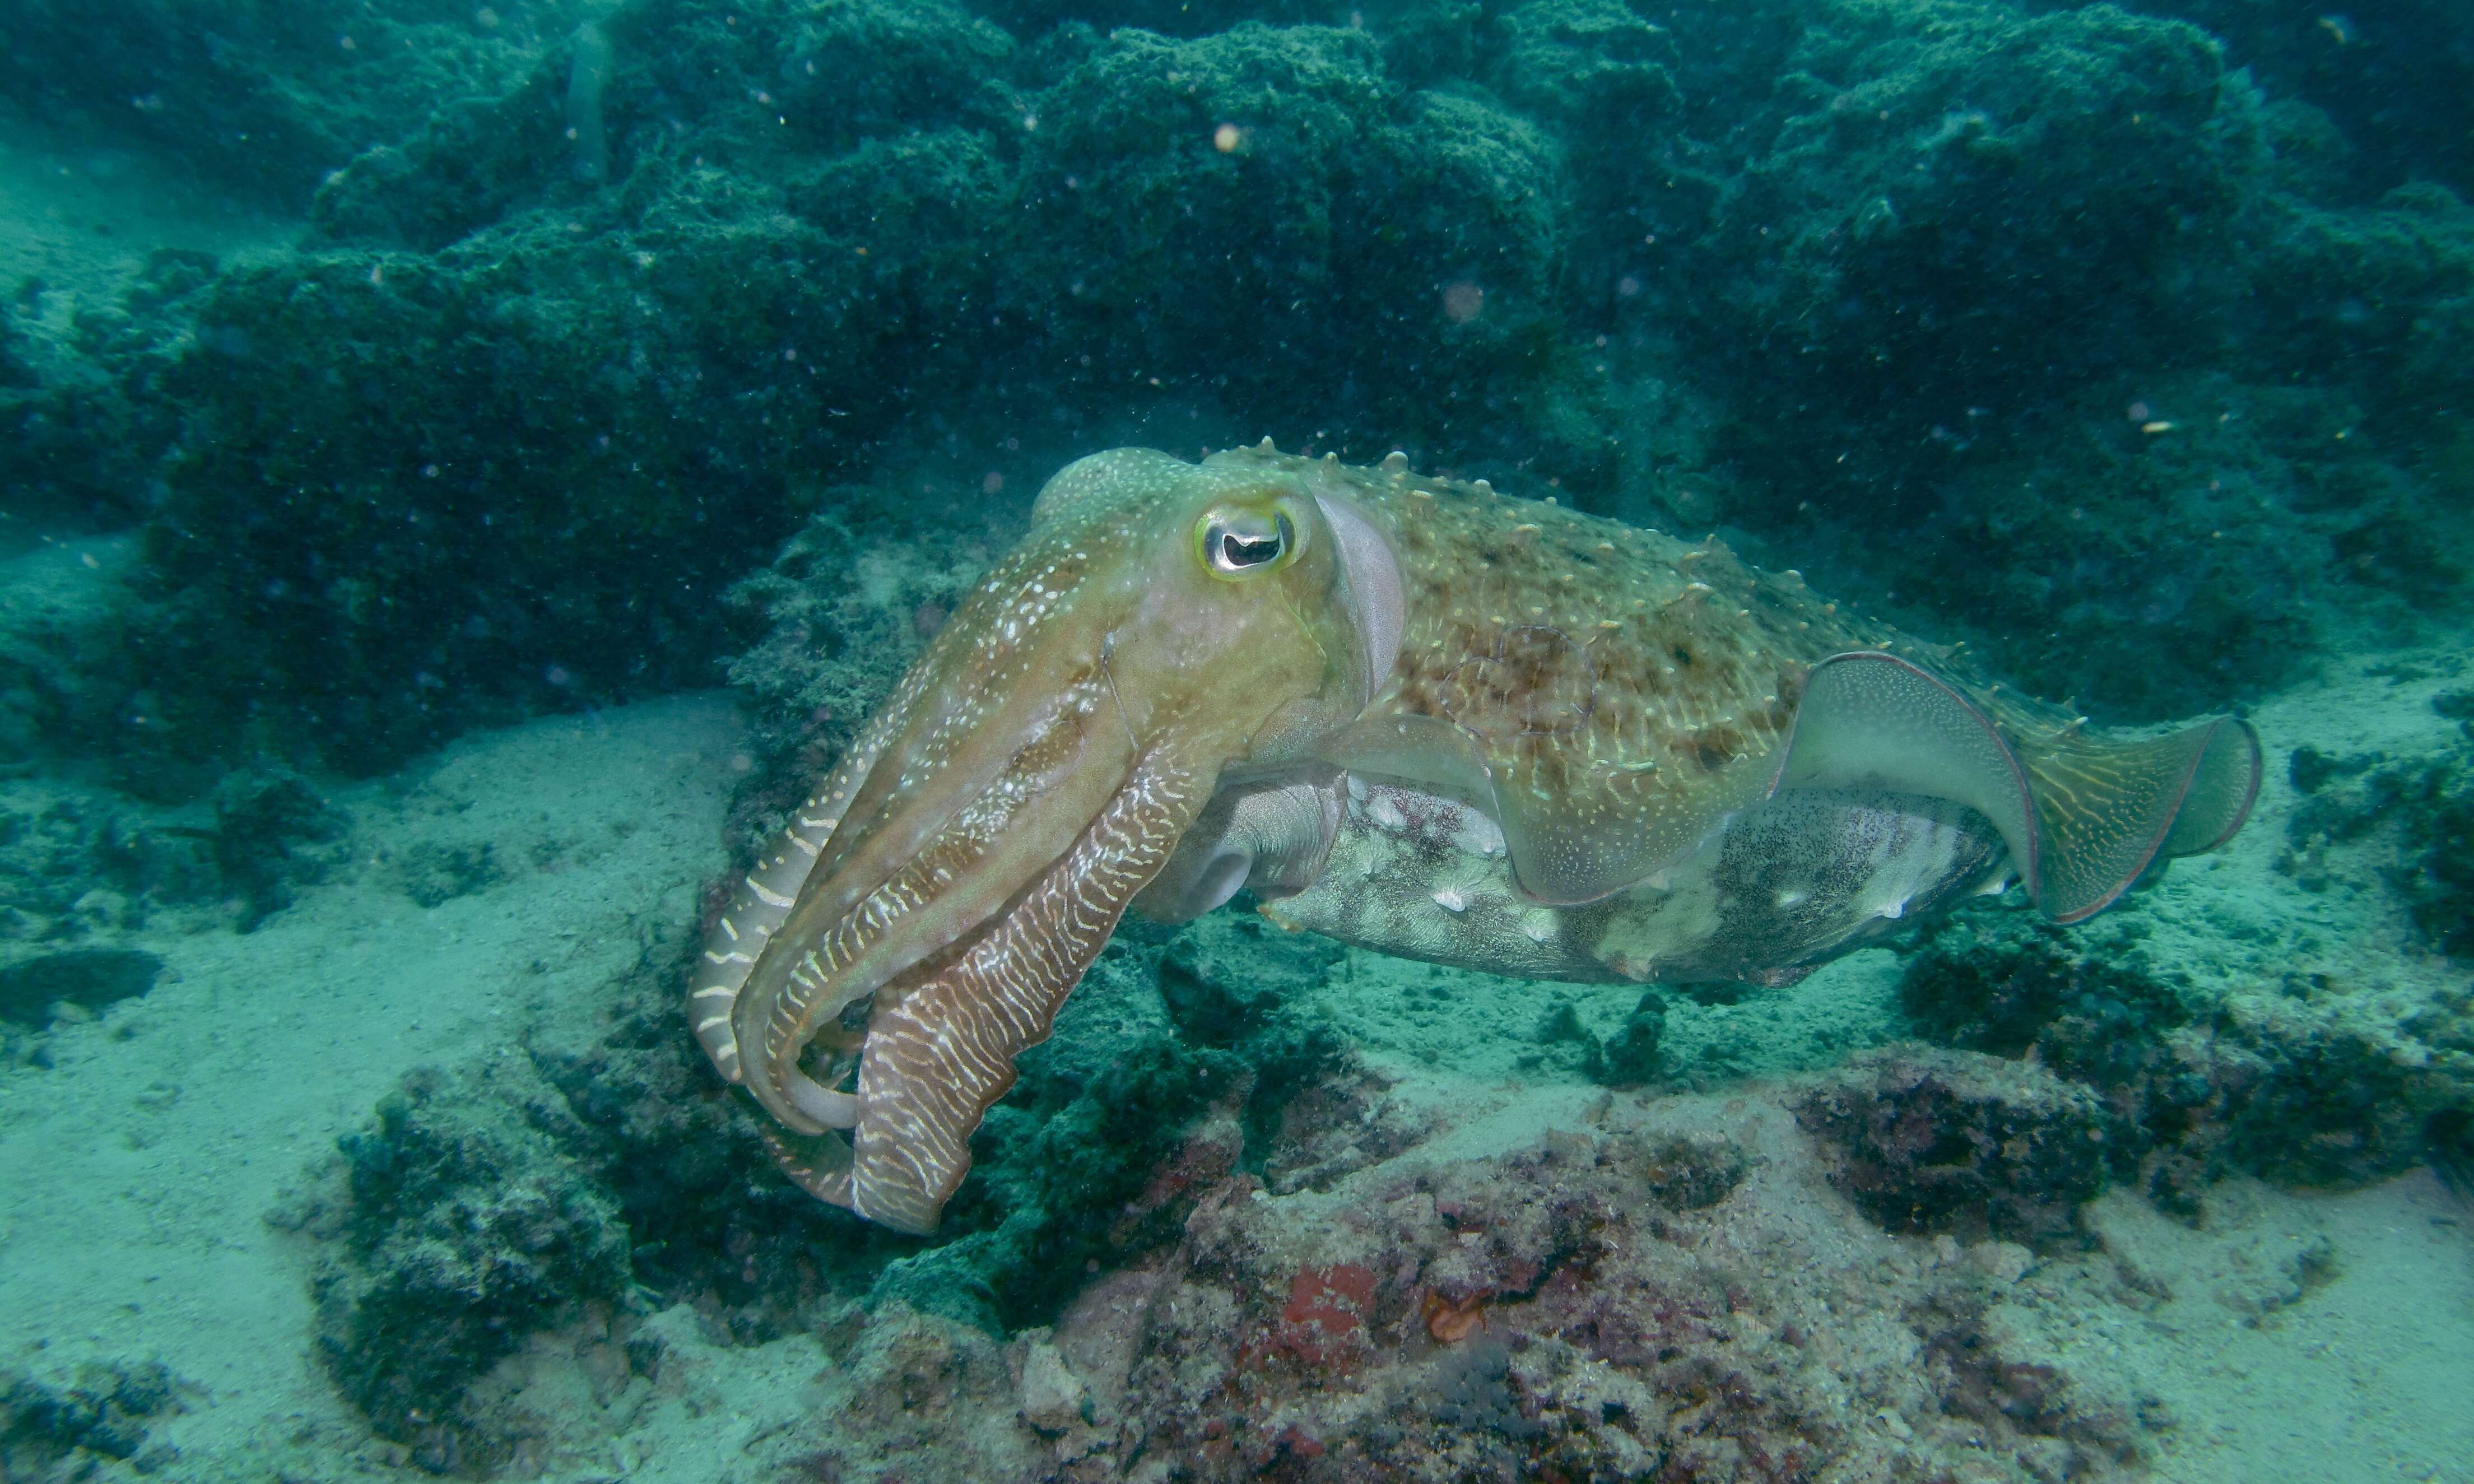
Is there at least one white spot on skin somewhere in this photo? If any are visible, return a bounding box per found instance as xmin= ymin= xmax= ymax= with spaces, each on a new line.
xmin=1450 ymin=811 xmax=1505 ymax=857
xmin=1433 ymin=887 xmax=1468 ymax=913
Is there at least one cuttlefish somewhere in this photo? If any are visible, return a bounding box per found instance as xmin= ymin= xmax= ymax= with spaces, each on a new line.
xmin=688 ymin=444 xmax=2260 ymax=1234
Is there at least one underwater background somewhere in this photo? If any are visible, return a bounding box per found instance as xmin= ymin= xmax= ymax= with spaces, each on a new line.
xmin=0 ymin=0 xmax=2470 ymax=1478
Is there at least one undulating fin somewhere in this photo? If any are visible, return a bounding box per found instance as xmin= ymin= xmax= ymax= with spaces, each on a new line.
xmin=1775 ymin=652 xmax=2261 ymax=924
xmin=2012 ymin=716 xmax=2261 ymax=921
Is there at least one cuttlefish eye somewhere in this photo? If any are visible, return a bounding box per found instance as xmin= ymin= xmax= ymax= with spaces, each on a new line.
xmin=1196 ymin=504 xmax=1300 ymax=579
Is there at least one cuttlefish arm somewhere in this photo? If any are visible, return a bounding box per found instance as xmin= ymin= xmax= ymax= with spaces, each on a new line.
xmin=688 ymin=448 xmax=1392 ymax=1232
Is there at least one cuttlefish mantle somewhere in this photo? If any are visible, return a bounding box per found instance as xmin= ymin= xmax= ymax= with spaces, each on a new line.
xmin=687 ymin=443 xmax=2261 ymax=1232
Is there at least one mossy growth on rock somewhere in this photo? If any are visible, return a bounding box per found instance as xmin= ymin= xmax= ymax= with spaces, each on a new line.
xmin=1016 ymin=21 xmax=1568 ymax=446
xmin=0 ymin=0 xmax=580 ymax=209
xmin=301 ymin=1062 xmax=633 ymax=1471
xmin=2389 ymin=759 xmax=2474 ymax=959
xmin=1703 ymin=0 xmax=2254 ymax=417
xmin=0 ymin=1360 xmax=185 ymax=1480
xmin=1900 ymin=903 xmax=2474 ymax=1210
xmin=1796 ymin=1047 xmax=2117 ymax=1247
xmin=0 ymin=250 xmax=217 ymax=537
xmin=132 ymin=0 xmax=1035 ymax=779
xmin=2283 ymin=717 xmax=2474 ymax=958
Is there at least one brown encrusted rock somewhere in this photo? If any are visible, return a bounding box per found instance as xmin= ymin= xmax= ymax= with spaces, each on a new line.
xmin=812 ymin=1301 xmax=1044 ymax=1480
xmin=1901 ymin=901 xmax=2474 ymax=1204
xmin=1796 ymin=1046 xmax=2117 ymax=1247
xmin=752 ymin=1090 xmax=2173 ymax=1481
xmin=1014 ymin=1336 xmax=1094 ymax=1435
xmin=1085 ymin=1131 xmax=1847 ymax=1482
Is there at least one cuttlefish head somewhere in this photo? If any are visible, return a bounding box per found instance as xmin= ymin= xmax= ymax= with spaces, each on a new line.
xmin=689 ymin=448 xmax=1399 ymax=1232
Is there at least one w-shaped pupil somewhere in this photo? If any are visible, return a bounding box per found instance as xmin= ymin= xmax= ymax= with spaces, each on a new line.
xmin=1222 ymin=532 xmax=1280 ymax=566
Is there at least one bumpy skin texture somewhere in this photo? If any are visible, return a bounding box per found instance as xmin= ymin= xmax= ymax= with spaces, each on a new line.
xmin=690 ymin=446 xmax=2259 ymax=1232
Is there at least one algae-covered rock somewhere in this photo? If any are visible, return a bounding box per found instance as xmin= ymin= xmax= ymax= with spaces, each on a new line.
xmin=2238 ymin=182 xmax=2474 ymax=422
xmin=2142 ymin=0 xmax=2474 ymax=201
xmin=310 ymin=0 xmax=1021 ymax=250
xmin=1712 ymin=0 xmax=2252 ymax=407
xmin=0 ymin=949 xmax=162 ymax=1028
xmin=119 ymin=0 xmax=1037 ymax=778
xmin=1 ymin=250 xmax=218 ymax=534
xmin=1901 ymin=901 xmax=2474 ymax=1205
xmin=141 ymin=223 xmax=866 ymax=773
xmin=310 ymin=1061 xmax=631 ymax=1469
xmin=1493 ymin=0 xmax=1680 ymax=131
xmin=1796 ymin=1046 xmax=2117 ymax=1246
xmin=1063 ymin=1110 xmax=2148 ymax=1482
xmin=1017 ymin=22 xmax=1569 ymax=445
xmin=0 ymin=1360 xmax=185 ymax=1478
xmin=1484 ymin=0 xmax=1683 ymax=287
xmin=2282 ymin=720 xmax=2474 ymax=958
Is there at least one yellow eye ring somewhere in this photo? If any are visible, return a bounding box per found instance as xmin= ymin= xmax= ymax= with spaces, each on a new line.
xmin=1194 ymin=501 xmax=1302 ymax=580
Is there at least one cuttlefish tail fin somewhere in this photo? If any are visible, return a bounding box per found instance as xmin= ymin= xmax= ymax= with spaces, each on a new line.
xmin=2015 ymin=714 xmax=2261 ymax=922
xmin=1777 ymin=652 xmax=2262 ymax=925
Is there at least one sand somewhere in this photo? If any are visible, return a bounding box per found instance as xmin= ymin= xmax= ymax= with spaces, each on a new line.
xmin=0 ymin=694 xmax=746 ymax=1476
xmin=0 ymin=116 xmax=294 ymax=324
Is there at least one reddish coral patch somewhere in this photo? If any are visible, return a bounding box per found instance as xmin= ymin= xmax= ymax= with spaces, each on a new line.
xmin=1283 ymin=1263 xmax=1375 ymax=1330
xmin=1266 ymin=1263 xmax=1378 ymax=1367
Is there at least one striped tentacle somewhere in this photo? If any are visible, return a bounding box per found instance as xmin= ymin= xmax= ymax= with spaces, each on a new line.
xmin=684 ymin=676 xmax=924 ymax=1087
xmin=846 ymin=751 xmax=1208 ymax=1232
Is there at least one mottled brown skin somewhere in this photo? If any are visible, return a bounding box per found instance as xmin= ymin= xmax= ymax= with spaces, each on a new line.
xmin=1239 ymin=447 xmax=1933 ymax=906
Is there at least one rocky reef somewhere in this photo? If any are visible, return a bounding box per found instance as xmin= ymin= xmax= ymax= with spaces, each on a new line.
xmin=3 ymin=0 xmax=2472 ymax=1477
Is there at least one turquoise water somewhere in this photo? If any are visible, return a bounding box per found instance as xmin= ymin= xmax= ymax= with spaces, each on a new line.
xmin=1 ymin=1 xmax=2469 ymax=1478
